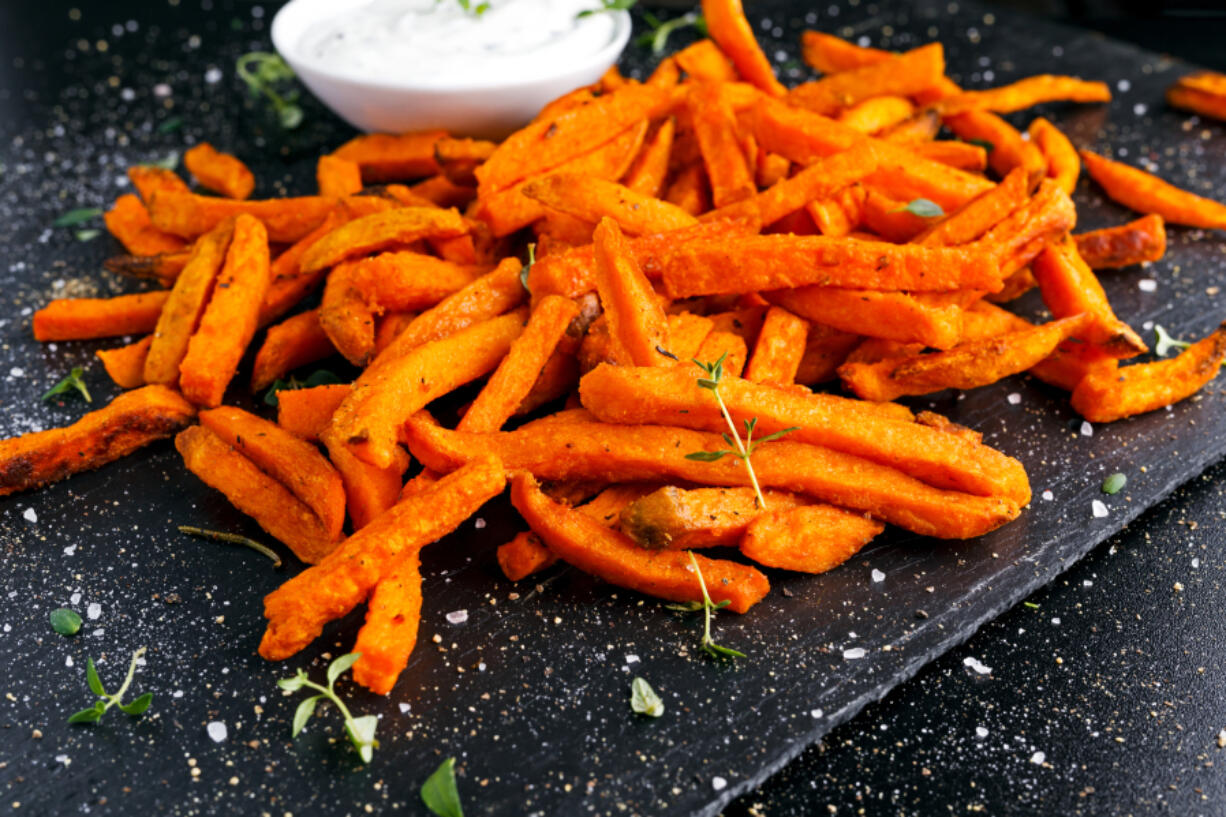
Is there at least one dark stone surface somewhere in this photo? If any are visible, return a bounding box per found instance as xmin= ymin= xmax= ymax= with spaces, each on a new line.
xmin=0 ymin=2 xmax=1223 ymax=816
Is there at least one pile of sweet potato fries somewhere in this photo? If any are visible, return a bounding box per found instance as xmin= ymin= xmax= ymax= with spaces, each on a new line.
xmin=6 ymin=0 xmax=1226 ymax=695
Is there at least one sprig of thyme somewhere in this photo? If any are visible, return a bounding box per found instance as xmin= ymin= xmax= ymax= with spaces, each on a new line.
xmin=520 ymin=242 xmax=536 ymax=294
xmin=666 ymin=552 xmax=745 ymax=659
xmin=278 ymin=653 xmax=378 ymax=763
xmin=236 ymin=52 xmax=303 ymax=129
xmin=1154 ymin=324 xmax=1191 ymax=357
xmin=577 ymin=0 xmax=636 ymax=19
xmin=683 ymin=353 xmax=796 ymax=509
xmin=635 ymin=11 xmax=707 ymax=55
xmin=42 ymin=367 xmax=91 ymax=404
xmin=68 ymin=647 xmax=153 ymax=724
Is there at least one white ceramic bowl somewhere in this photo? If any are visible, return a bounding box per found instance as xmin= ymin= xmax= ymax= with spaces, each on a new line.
xmin=271 ymin=0 xmax=632 ymax=139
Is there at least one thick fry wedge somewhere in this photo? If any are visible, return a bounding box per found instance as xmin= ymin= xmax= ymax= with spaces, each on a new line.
xmin=740 ymin=505 xmax=883 ymax=573
xmin=33 ymin=291 xmax=170 ymax=342
xmin=331 ymin=130 xmax=446 ymax=182
xmin=593 ymin=218 xmax=672 ymax=367
xmin=1080 ymin=149 xmax=1226 ymax=230
xmin=184 ymin=143 xmax=255 ymax=199
xmin=251 ymin=309 xmax=336 ymax=392
xmin=316 ymin=155 xmax=364 ymax=197
xmin=1071 ymin=323 xmax=1226 ymax=422
xmin=914 ymin=167 xmax=1029 ymax=247
xmin=258 ymin=456 xmax=505 ymax=660
xmin=511 ymin=473 xmax=770 ymax=612
xmin=690 ymin=81 xmax=758 ymax=208
xmin=96 ymin=335 xmax=151 ymax=389
xmin=351 ymin=555 xmax=422 ymax=695
xmin=0 ymin=385 xmax=195 ymax=497
xmin=620 ymin=485 xmax=807 ymax=549
xmin=321 ymin=426 xmax=409 ymax=531
xmin=1074 ymin=214 xmax=1166 ymax=269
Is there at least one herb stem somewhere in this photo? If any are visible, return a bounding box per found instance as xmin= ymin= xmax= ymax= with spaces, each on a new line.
xmin=111 ymin=646 xmax=146 ymax=709
xmin=711 ymin=386 xmax=767 ymax=509
xmin=178 ymin=525 xmax=282 ymax=567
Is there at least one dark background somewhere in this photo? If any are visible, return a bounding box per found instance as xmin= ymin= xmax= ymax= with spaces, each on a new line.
xmin=0 ymin=1 xmax=1224 ymax=816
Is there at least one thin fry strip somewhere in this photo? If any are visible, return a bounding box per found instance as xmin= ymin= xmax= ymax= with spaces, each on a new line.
xmin=1073 ymin=214 xmax=1167 ymax=269
xmin=33 ymin=291 xmax=170 ymax=342
xmin=103 ymin=249 xmax=192 ymax=285
xmin=593 ymin=218 xmax=672 ymax=367
xmin=299 ymin=207 xmax=468 ymax=274
xmin=937 ymin=75 xmax=1110 ymax=115
xmin=0 ymin=385 xmax=195 ymax=497
xmin=838 ymin=95 xmax=915 ymax=134
xmin=700 ymin=0 xmax=785 ymax=97
xmin=144 ymin=219 xmax=235 ymax=385
xmin=1080 ymin=149 xmax=1226 ymax=230
xmin=259 ymin=208 xmax=350 ymax=327
xmin=690 ymin=82 xmax=758 ymax=208
xmin=96 ymin=335 xmax=151 ymax=389
xmin=104 ymin=194 xmax=188 ymax=256
xmin=1071 ymin=323 xmax=1226 ymax=422
xmin=1027 ymin=117 xmax=1080 ymax=196
xmin=511 ymin=473 xmax=771 ymax=612
xmin=459 ymin=295 xmax=579 ymax=433
xmin=943 ymin=110 xmax=1047 ymax=184
xmin=251 ymin=309 xmax=336 ymax=392
xmin=405 ymin=413 xmax=1023 ymax=538
xmin=578 ymin=363 xmax=1029 ymax=500
xmin=522 ymin=173 xmax=698 ymax=236
xmin=744 ymin=305 xmax=809 ymax=384
xmin=147 ymin=190 xmax=336 ymax=242
xmin=331 ymin=309 xmax=528 ymax=469
xmin=622 ymin=118 xmax=676 ymax=197
xmin=914 ymin=167 xmax=1029 ymax=247
xmin=199 ymin=406 xmax=346 ymax=542
xmin=258 ymin=456 xmax=505 ymax=660
xmin=350 ymin=554 xmax=422 ymax=694
xmin=179 ymin=213 xmax=271 ymax=407
xmin=787 ymin=43 xmax=946 ymax=116
xmin=740 ymin=505 xmax=883 ymax=573
xmin=184 ymin=143 xmax=256 ymax=200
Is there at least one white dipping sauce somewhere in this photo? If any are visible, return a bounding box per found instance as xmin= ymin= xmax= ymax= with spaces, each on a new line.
xmin=297 ymin=0 xmax=619 ymax=87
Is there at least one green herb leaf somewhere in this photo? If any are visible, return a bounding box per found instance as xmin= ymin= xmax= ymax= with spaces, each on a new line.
xmin=753 ymin=426 xmax=799 ymax=446
xmin=86 ymin=659 xmax=106 ymax=696
xmin=684 ymin=450 xmax=731 ymax=462
xmin=1154 ymin=324 xmax=1192 ymax=357
xmin=236 ymin=52 xmax=304 ymax=130
xmin=118 ymin=692 xmax=153 ymax=716
xmin=633 ymin=10 xmax=705 ymax=54
xmin=1101 ymin=472 xmax=1127 ymax=495
xmin=1023 ymin=601 xmax=1040 ymax=609
xmin=629 ymin=677 xmax=664 ymax=717
xmin=703 ymin=642 xmax=747 ymax=659
xmin=68 ymin=707 xmax=103 ymax=724
xmin=578 ymin=0 xmax=636 ymax=19
xmin=890 ymin=198 xmax=945 ymax=219
xmin=326 ymin=652 xmax=362 ymax=687
xmin=346 ymin=713 xmax=379 ymax=763
xmin=53 ymin=208 xmax=103 ymax=227
xmin=685 ymin=552 xmax=744 ymax=660
xmin=277 ymin=671 xmax=309 ymax=693
xmin=664 ymin=601 xmax=703 ymax=612
xmin=42 ymin=366 xmax=92 ymax=404
xmin=75 ymin=229 xmax=101 ymax=242
xmin=421 ymin=757 xmax=465 ymax=817
xmin=157 ymin=116 xmax=184 ymax=134
xmin=150 ymin=151 xmax=180 ymax=170
xmin=292 ymin=695 xmax=320 ymax=736
xmin=49 ymin=608 xmax=82 ymax=636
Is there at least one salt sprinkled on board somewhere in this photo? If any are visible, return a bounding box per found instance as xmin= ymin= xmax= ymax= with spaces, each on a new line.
xmin=843 ymin=647 xmax=866 ymax=660
xmin=810 ymin=709 xmax=823 ymax=718
xmin=975 ymin=726 xmax=989 ymax=738
xmin=1133 ymin=103 xmax=1147 ymax=116
xmin=1051 ymin=617 xmax=1061 ymax=625
xmin=1006 ymin=392 xmax=1021 ymax=405
xmin=870 ymin=569 xmax=885 ymax=583
xmin=1117 ymin=79 xmax=1131 ymax=92
xmin=1080 ymin=421 xmax=1093 ymax=437
xmin=399 ymin=703 xmax=411 ymax=714
xmin=63 ymin=545 xmax=77 ymax=556
xmin=86 ymin=602 xmax=101 ymax=620
xmin=445 ymin=609 xmax=468 ymax=625
xmin=204 ymin=67 xmax=223 ymax=84
xmin=624 ymin=655 xmax=640 ymax=664
xmin=474 ymin=518 xmax=486 ymax=529
xmin=711 ymin=776 xmax=727 ymax=791
xmin=206 ymin=721 xmax=228 ymax=743
xmin=1192 ymin=558 xmax=1200 ymax=569
xmin=963 ymin=656 xmax=992 ymax=675
xmin=1041 ymin=490 xmax=1054 ymax=501
xmin=1092 ymin=500 xmax=1109 ymax=518
xmin=1030 ymin=750 xmax=1046 ymax=765
xmin=1138 ymin=279 xmax=1157 ymax=292
xmin=22 ymin=508 xmax=37 ymax=523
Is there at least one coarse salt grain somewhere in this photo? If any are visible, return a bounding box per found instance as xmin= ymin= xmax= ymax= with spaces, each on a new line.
xmin=975 ymin=726 xmax=989 ymax=738
xmin=1080 ymin=421 xmax=1093 ymax=437
xmin=1092 ymin=500 xmax=1109 ymax=518
xmin=1138 ymin=279 xmax=1157 ymax=292
xmin=624 ymin=654 xmax=639 ymax=664
xmin=86 ymin=603 xmax=102 ymax=620
xmin=22 ymin=508 xmax=37 ymax=524
xmin=399 ymin=703 xmax=411 ymax=714
xmin=1041 ymin=490 xmax=1054 ymax=501
xmin=712 ymin=776 xmax=727 ymax=791
xmin=474 ymin=517 xmax=486 ymax=529
xmin=810 ymin=708 xmax=823 ymax=718
xmin=206 ymin=721 xmax=228 ymax=743
xmin=1031 ymin=750 xmax=1046 ymax=764
xmin=963 ymin=656 xmax=992 ymax=675
xmin=871 ymin=569 xmax=885 ymax=583
xmin=445 ymin=609 xmax=468 ymax=625
xmin=1006 ymin=392 xmax=1021 ymax=405
xmin=843 ymin=647 xmax=866 ymax=660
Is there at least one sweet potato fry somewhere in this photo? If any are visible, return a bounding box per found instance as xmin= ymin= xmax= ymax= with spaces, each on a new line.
xmin=0 ymin=385 xmax=195 ymax=497
xmin=1032 ymin=235 xmax=1147 ymax=356
xmin=657 ymin=233 xmax=1000 ymax=296
xmin=351 ymin=554 xmax=422 ymax=694
xmin=859 ymin=189 xmax=931 ymax=242
xmin=690 ymin=82 xmax=758 ymax=208
xmin=409 ymin=175 xmax=476 ymax=209
xmin=1073 ymin=214 xmax=1166 ymax=269
xmin=694 ymin=330 xmax=748 ymax=377
xmin=807 ymin=186 xmax=865 ymax=237
xmin=184 ymin=143 xmax=255 ymax=200
xmin=578 ymin=363 xmax=1028 ymax=500
xmin=320 ymin=426 xmax=408 ymax=531
xmin=318 ymin=261 xmax=377 ymax=367
xmin=913 ymin=167 xmax=1029 ymax=247
xmin=148 ymin=190 xmax=336 ymax=242
xmin=405 ymin=414 xmax=1023 ymax=539
xmin=332 ymin=308 xmax=528 ymax=469
xmin=251 ymin=309 xmax=336 ymax=392
xmin=259 ymin=209 xmax=349 ymax=327
xmin=105 ymin=194 xmax=189 ymax=256
xmin=620 ymin=485 xmax=807 ymax=549
xmin=331 ymin=130 xmax=447 ymax=183
xmin=299 ymin=207 xmax=467 ymax=274
xmin=1029 ymin=338 xmax=1117 ymax=392
xmin=103 ymin=249 xmax=192 ymax=285
xmin=977 ymin=180 xmax=1077 ymax=275
xmin=943 ymin=110 xmax=1046 ymax=184
xmin=1166 ymin=72 xmax=1226 ymax=121
xmin=179 ymin=213 xmax=271 ymax=407
xmin=527 ymin=173 xmax=698 ymax=236
xmin=433 ymin=137 xmax=497 ymax=187
xmin=1072 ymin=323 xmax=1226 ymax=422
xmin=459 ymin=295 xmax=579 ymax=433
xmin=937 ymin=75 xmax=1110 ymax=115
xmin=144 ymin=219 xmax=235 ymax=385
xmin=744 ymin=306 xmax=809 ymax=384
xmin=316 ymin=155 xmax=363 ymax=197
xmin=879 ymin=110 xmax=942 ymax=143
xmin=127 ymin=164 xmax=190 ymax=201
xmin=33 ymin=291 xmax=170 ymax=342
xmin=622 ymin=118 xmax=676 ymax=198
xmin=740 ymin=505 xmax=883 ymax=573
xmin=795 ymin=323 xmax=862 ymax=384
xmin=700 ymin=0 xmax=785 ymax=96
xmin=1080 ymin=149 xmax=1226 ymax=230
xmin=354 ymin=252 xmax=483 ymax=315
xmin=767 ymin=287 xmax=967 ymax=349
xmin=1027 ymin=117 xmax=1080 ymax=196
xmin=675 ymin=39 xmax=740 ymax=82
xmin=800 ymin=30 xmax=894 ymax=74
xmin=199 ymin=406 xmax=346 ymax=541
xmin=839 ymin=314 xmax=1092 ymax=401
xmin=664 ymin=163 xmax=712 ymax=217
xmin=910 ymin=140 xmax=989 ymax=172
xmin=790 ymin=44 xmax=945 ymax=116
xmin=96 ymin=336 xmax=151 ymax=389
xmin=593 ymin=218 xmax=672 ymax=367
xmin=277 ymin=383 xmax=351 ymax=442
xmin=512 ymin=472 xmax=770 ymax=612
xmin=258 ymin=456 xmax=505 ymax=660
xmin=175 ymin=424 xmax=336 ymax=563
xmin=838 ymin=96 xmax=915 ymax=134
xmin=477 ymin=84 xmax=671 ymax=194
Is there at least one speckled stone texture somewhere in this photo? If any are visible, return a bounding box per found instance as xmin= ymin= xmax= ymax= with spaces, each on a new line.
xmin=0 ymin=1 xmax=1223 ymax=816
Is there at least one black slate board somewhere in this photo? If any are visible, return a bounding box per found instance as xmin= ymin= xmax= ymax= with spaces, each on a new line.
xmin=2 ymin=1 xmax=1225 ymax=815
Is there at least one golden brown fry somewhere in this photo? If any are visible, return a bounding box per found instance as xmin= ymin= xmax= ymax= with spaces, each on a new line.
xmin=593 ymin=218 xmax=672 ymax=367
xmin=740 ymin=505 xmax=883 ymax=573
xmin=250 ymin=309 xmax=337 ymax=392
xmin=96 ymin=336 xmax=151 ymax=389
xmin=523 ymin=173 xmax=697 ymax=236
xmin=620 ymin=485 xmax=806 ymax=549
xmin=743 ymin=305 xmax=809 ymax=384
xmin=32 ymin=291 xmax=170 ymax=342
xmin=1027 ymin=117 xmax=1080 ymax=196
xmin=1080 ymin=149 xmax=1226 ymax=230
xmin=937 ymin=75 xmax=1110 ymax=115
xmin=184 ymin=143 xmax=256 ymax=199
xmin=299 ymin=207 xmax=468 ymax=274
xmin=1073 ymin=214 xmax=1167 ymax=269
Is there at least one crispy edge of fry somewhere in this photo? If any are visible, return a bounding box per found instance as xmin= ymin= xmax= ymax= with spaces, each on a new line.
xmin=740 ymin=504 xmax=883 ymax=573
xmin=350 ymin=552 xmax=422 ymax=694
xmin=127 ymin=164 xmax=190 ymax=202
xmin=331 ymin=130 xmax=447 ymax=183
xmin=104 ymin=193 xmax=188 ymax=256
xmin=620 ymin=485 xmax=807 ymax=549
xmin=522 ymin=173 xmax=698 ymax=236
xmin=96 ymin=335 xmax=152 ymax=390
xmin=316 ymin=154 xmax=364 ymax=197
xmin=622 ymin=118 xmax=677 ymax=198
xmin=937 ymin=75 xmax=1111 ymax=115
xmin=914 ymin=167 xmax=1029 ymax=247
xmin=1027 ymin=117 xmax=1080 ymax=196
xmin=320 ymin=425 xmax=409 ymax=531
xmin=299 ymin=207 xmax=468 ymax=274
xmin=788 ymin=43 xmax=946 ymax=116
xmin=276 ymin=383 xmax=351 ymax=442
xmin=32 ymin=291 xmax=170 ymax=342
xmin=943 ymin=110 xmax=1046 ymax=184
xmin=0 ymin=385 xmax=195 ymax=498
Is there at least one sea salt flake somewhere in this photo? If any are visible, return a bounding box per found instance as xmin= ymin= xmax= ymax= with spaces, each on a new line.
xmin=398 ymin=703 xmax=411 ymax=714
xmin=1192 ymin=558 xmax=1200 ymax=568
xmin=711 ymin=776 xmax=727 ymax=791
xmin=624 ymin=654 xmax=640 ymax=664
xmin=474 ymin=517 xmax=486 ymax=529
xmin=1030 ymin=750 xmax=1046 ymax=765
xmin=1092 ymin=500 xmax=1109 ymax=518
xmin=22 ymin=508 xmax=37 ymax=523
xmin=1117 ymin=79 xmax=1131 ymax=92
xmin=870 ymin=569 xmax=885 ymax=583
xmin=445 ymin=609 xmax=468 ymax=625
xmin=963 ymin=656 xmax=992 ymax=675
xmin=63 ymin=545 xmax=77 ymax=556
xmin=975 ymin=726 xmax=989 ymax=738
xmin=1051 ymin=617 xmax=1062 ymax=625
xmin=1080 ymin=421 xmax=1093 ymax=437
xmin=1138 ymin=278 xmax=1157 ymax=292
xmin=10 ymin=367 xmax=23 ymax=378
xmin=206 ymin=721 xmax=228 ymax=743
xmin=1041 ymin=490 xmax=1054 ymax=501
xmin=1006 ymin=392 xmax=1021 ymax=405
xmin=204 ymin=67 xmax=223 ymax=83
xmin=843 ymin=647 xmax=866 ymax=660
xmin=810 ymin=708 xmax=823 ymax=718
xmin=1133 ymin=103 xmax=1147 ymax=116
xmin=86 ymin=603 xmax=102 ymax=620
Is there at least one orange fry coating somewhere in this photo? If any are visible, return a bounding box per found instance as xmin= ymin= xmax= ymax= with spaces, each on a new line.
xmin=321 ymin=426 xmax=408 ymax=531
xmin=250 ymin=309 xmax=336 ymax=392
xmin=744 ymin=305 xmax=809 ymax=384
xmin=700 ymin=0 xmax=785 ymax=97
xmin=937 ymin=75 xmax=1110 ymax=115
xmin=184 ymin=143 xmax=256 ymax=199
xmin=1080 ymin=149 xmax=1226 ymax=230
xmin=1074 ymin=214 xmax=1166 ymax=269
xmin=740 ymin=505 xmax=883 ymax=573
xmin=350 ymin=555 xmax=422 ymax=694
xmin=299 ymin=207 xmax=468 ymax=274
xmin=104 ymin=194 xmax=188 ymax=256
xmin=943 ymin=110 xmax=1046 ymax=183
xmin=96 ymin=335 xmax=151 ymax=389
xmin=331 ymin=130 xmax=446 ymax=182
xmin=33 ymin=291 xmax=169 ymax=342
xmin=276 ymin=383 xmax=351 ymax=442
xmin=316 ymin=155 xmax=363 ymax=197
xmin=593 ymin=218 xmax=673 ymax=367
xmin=788 ymin=43 xmax=946 ymax=116
xmin=1027 ymin=117 xmax=1080 ymax=196
xmin=522 ymin=173 xmax=698 ymax=236
xmin=1166 ymin=73 xmax=1226 ymax=121
xmin=767 ymin=288 xmax=967 ymax=350
xmin=148 ymin=190 xmax=336 ymax=243
xmin=127 ymin=164 xmax=190 ymax=202
xmin=623 ymin=118 xmax=676 ymax=198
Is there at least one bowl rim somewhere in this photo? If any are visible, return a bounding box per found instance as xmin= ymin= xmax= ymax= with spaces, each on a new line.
xmin=271 ymin=0 xmax=632 ymax=94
